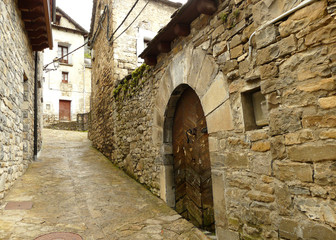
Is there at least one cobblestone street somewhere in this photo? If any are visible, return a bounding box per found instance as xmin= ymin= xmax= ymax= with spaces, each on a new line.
xmin=0 ymin=129 xmax=209 ymax=240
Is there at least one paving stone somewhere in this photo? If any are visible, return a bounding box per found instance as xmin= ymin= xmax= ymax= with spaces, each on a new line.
xmin=0 ymin=129 xmax=210 ymax=240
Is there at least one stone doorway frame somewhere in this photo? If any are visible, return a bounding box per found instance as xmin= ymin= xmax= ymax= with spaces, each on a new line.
xmin=152 ymin=45 xmax=231 ymax=235
xmin=160 ymin=84 xmax=191 ymax=208
xmin=154 ymin=46 xmax=220 ymax=204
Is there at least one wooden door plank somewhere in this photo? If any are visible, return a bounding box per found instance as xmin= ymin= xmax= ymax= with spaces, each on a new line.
xmin=172 ymin=87 xmax=215 ymax=231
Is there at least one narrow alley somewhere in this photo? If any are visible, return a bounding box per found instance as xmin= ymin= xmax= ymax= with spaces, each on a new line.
xmin=0 ymin=129 xmax=209 ymax=240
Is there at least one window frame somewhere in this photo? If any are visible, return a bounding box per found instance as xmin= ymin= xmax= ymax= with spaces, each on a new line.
xmin=61 ymin=71 xmax=69 ymax=83
xmin=58 ymin=45 xmax=69 ymax=64
xmin=136 ymin=28 xmax=156 ymax=65
xmin=241 ymin=87 xmax=269 ymax=131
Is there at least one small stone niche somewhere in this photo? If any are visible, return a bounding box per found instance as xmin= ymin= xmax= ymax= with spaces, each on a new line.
xmin=241 ymin=88 xmax=269 ymax=131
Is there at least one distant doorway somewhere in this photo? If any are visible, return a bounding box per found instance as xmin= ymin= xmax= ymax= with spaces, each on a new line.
xmin=59 ymin=100 xmax=71 ymax=121
xmin=172 ymin=87 xmax=215 ymax=231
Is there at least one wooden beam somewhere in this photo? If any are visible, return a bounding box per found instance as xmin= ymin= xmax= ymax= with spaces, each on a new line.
xmin=19 ymin=4 xmax=43 ymax=14
xmin=32 ymin=42 xmax=49 ymax=51
xmin=145 ymin=56 xmax=157 ymax=66
xmin=174 ymin=24 xmax=190 ymax=37
xmin=27 ymin=29 xmax=48 ymax=39
xmin=19 ymin=0 xmax=53 ymax=51
xmin=27 ymin=29 xmax=46 ymax=37
xmin=18 ymin=0 xmax=38 ymax=10
xmin=196 ymin=0 xmax=218 ymax=15
xmin=21 ymin=14 xmax=45 ymax=23
xmin=157 ymin=42 xmax=171 ymax=53
xmin=30 ymin=36 xmax=48 ymax=45
xmin=25 ymin=22 xmax=47 ymax=31
xmin=42 ymin=0 xmax=53 ymax=49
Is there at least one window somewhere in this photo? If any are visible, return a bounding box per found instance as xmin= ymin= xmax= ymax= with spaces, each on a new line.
xmin=58 ymin=45 xmax=68 ymax=63
xmin=241 ymin=88 xmax=269 ymax=131
xmin=144 ymin=39 xmax=150 ymax=49
xmin=23 ymin=72 xmax=28 ymax=82
xmin=252 ymin=91 xmax=268 ymax=126
xmin=62 ymin=72 xmax=68 ymax=83
xmin=137 ymin=28 xmax=156 ymax=65
xmin=55 ymin=14 xmax=61 ymax=25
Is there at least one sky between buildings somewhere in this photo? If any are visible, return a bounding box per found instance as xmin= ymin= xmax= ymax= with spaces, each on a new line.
xmin=56 ymin=0 xmax=188 ymax=32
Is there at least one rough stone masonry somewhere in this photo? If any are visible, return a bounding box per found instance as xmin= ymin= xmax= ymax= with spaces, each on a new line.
xmin=89 ymin=0 xmax=336 ymax=239
xmin=0 ymin=0 xmax=43 ymax=201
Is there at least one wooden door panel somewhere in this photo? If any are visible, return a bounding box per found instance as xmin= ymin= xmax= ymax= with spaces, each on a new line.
xmin=203 ymin=207 xmax=215 ymax=228
xmin=202 ymin=184 xmax=214 ymax=206
xmin=176 ymin=197 xmax=187 ymax=214
xmin=175 ymin=183 xmax=186 ymax=202
xmin=186 ymin=198 xmax=203 ymax=227
xmin=186 ymin=182 xmax=202 ymax=207
xmin=200 ymin=171 xmax=212 ymax=186
xmin=173 ymin=87 xmax=215 ymax=231
xmin=59 ymin=100 xmax=71 ymax=121
xmin=186 ymin=167 xmax=201 ymax=187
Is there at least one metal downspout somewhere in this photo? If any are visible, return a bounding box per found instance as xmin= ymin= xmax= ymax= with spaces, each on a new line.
xmin=248 ymin=0 xmax=319 ymax=58
xmin=83 ymin=64 xmax=86 ymax=113
xmin=34 ymin=52 xmax=38 ymax=161
xmin=52 ymin=0 xmax=56 ymax=23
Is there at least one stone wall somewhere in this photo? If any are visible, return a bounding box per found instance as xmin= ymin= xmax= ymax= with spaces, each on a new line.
xmin=77 ymin=113 xmax=90 ymax=131
xmin=0 ymin=0 xmax=43 ymax=200
xmin=89 ymin=0 xmax=180 ymax=192
xmin=90 ymin=0 xmax=336 ymax=239
xmin=110 ymin=0 xmax=179 ymax=80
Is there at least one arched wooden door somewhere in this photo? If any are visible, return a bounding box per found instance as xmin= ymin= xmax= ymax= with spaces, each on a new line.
xmin=173 ymin=87 xmax=215 ymax=231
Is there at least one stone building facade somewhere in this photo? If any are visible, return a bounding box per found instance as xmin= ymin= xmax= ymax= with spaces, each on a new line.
xmin=89 ymin=0 xmax=336 ymax=239
xmin=0 ymin=0 xmax=53 ymax=200
xmin=88 ymin=0 xmax=181 ymax=184
xmin=43 ymin=8 xmax=92 ymax=124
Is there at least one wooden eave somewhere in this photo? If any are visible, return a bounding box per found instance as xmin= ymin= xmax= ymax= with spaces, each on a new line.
xmin=18 ymin=0 xmax=53 ymax=51
xmin=139 ymin=0 xmax=218 ymax=66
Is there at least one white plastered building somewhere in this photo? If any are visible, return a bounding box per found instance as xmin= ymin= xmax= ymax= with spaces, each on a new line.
xmin=43 ymin=7 xmax=91 ymax=124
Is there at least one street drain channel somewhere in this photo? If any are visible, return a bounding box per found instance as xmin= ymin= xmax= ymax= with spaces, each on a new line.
xmin=35 ymin=232 xmax=83 ymax=240
xmin=4 ymin=201 xmax=33 ymax=210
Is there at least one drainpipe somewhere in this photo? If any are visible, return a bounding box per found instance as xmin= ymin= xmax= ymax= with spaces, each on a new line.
xmin=248 ymin=0 xmax=318 ymax=58
xmin=34 ymin=52 xmax=38 ymax=161
xmin=52 ymin=0 xmax=56 ymax=23
xmin=83 ymin=64 xmax=85 ymax=113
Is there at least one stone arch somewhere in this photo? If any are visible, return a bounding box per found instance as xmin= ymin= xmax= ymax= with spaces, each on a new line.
xmin=160 ymin=84 xmax=191 ymax=207
xmin=166 ymin=84 xmax=215 ymax=230
xmin=153 ymin=44 xmax=234 ymax=233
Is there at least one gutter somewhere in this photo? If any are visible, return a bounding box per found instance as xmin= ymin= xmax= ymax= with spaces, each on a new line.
xmin=248 ymin=0 xmax=318 ymax=58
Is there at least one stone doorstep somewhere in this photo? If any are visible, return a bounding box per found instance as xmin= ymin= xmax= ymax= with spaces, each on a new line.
xmin=4 ymin=201 xmax=33 ymax=210
xmin=34 ymin=232 xmax=83 ymax=240
xmin=201 ymin=230 xmax=217 ymax=240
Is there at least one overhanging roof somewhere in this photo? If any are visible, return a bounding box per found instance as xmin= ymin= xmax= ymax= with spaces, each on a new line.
xmin=139 ymin=0 xmax=218 ymax=65
xmin=56 ymin=7 xmax=89 ymax=35
xmin=18 ymin=0 xmax=53 ymax=51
